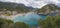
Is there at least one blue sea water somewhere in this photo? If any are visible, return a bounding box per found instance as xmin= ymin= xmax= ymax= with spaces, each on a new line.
xmin=13 ymin=13 xmax=46 ymax=26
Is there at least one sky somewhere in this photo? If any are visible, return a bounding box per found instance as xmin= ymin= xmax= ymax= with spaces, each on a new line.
xmin=0 ymin=0 xmax=60 ymax=8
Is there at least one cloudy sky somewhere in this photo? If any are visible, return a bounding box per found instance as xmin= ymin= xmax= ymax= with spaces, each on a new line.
xmin=0 ymin=0 xmax=60 ymax=8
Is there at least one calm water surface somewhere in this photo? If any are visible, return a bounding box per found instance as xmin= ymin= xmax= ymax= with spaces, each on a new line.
xmin=14 ymin=13 xmax=46 ymax=26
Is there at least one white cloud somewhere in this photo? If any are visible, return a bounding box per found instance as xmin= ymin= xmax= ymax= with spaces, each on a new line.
xmin=0 ymin=0 xmax=60 ymax=8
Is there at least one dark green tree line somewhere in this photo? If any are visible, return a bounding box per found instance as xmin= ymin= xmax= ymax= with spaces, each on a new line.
xmin=38 ymin=15 xmax=60 ymax=28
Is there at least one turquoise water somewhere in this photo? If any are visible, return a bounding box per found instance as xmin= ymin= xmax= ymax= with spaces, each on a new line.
xmin=14 ymin=13 xmax=46 ymax=26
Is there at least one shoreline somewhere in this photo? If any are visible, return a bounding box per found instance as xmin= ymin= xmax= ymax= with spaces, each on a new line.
xmin=0 ymin=13 xmax=26 ymax=20
xmin=0 ymin=12 xmax=34 ymax=20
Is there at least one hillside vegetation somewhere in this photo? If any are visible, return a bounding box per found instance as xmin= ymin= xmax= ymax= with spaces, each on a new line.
xmin=0 ymin=2 xmax=34 ymax=13
xmin=35 ymin=4 xmax=60 ymax=14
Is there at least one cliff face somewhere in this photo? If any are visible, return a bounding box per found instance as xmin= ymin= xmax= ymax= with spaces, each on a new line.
xmin=35 ymin=4 xmax=60 ymax=15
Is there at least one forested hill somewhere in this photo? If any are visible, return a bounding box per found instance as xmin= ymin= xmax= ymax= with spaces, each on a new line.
xmin=0 ymin=2 xmax=34 ymax=13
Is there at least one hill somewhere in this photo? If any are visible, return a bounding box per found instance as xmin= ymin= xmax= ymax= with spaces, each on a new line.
xmin=0 ymin=2 xmax=34 ymax=13
xmin=35 ymin=4 xmax=60 ymax=15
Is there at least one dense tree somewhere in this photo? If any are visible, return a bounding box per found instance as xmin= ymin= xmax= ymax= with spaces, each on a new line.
xmin=38 ymin=15 xmax=60 ymax=28
xmin=0 ymin=18 xmax=13 ymax=28
xmin=14 ymin=22 xmax=29 ymax=28
xmin=54 ymin=15 xmax=60 ymax=28
xmin=0 ymin=18 xmax=5 ymax=28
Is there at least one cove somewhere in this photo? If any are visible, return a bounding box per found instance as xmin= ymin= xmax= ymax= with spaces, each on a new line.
xmin=13 ymin=13 xmax=47 ymax=26
xmin=13 ymin=12 xmax=57 ymax=26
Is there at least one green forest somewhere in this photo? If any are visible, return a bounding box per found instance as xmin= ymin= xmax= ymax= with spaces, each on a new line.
xmin=38 ymin=15 xmax=60 ymax=28
xmin=0 ymin=18 xmax=29 ymax=28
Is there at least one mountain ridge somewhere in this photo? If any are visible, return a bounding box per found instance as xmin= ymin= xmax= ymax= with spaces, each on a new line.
xmin=0 ymin=2 xmax=35 ymax=13
xmin=35 ymin=4 xmax=60 ymax=15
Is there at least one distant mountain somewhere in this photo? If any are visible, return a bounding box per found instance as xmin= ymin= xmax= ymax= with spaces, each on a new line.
xmin=35 ymin=4 xmax=60 ymax=15
xmin=0 ymin=2 xmax=34 ymax=12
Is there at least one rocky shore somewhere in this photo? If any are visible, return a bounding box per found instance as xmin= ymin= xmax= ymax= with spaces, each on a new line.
xmin=0 ymin=13 xmax=26 ymax=20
